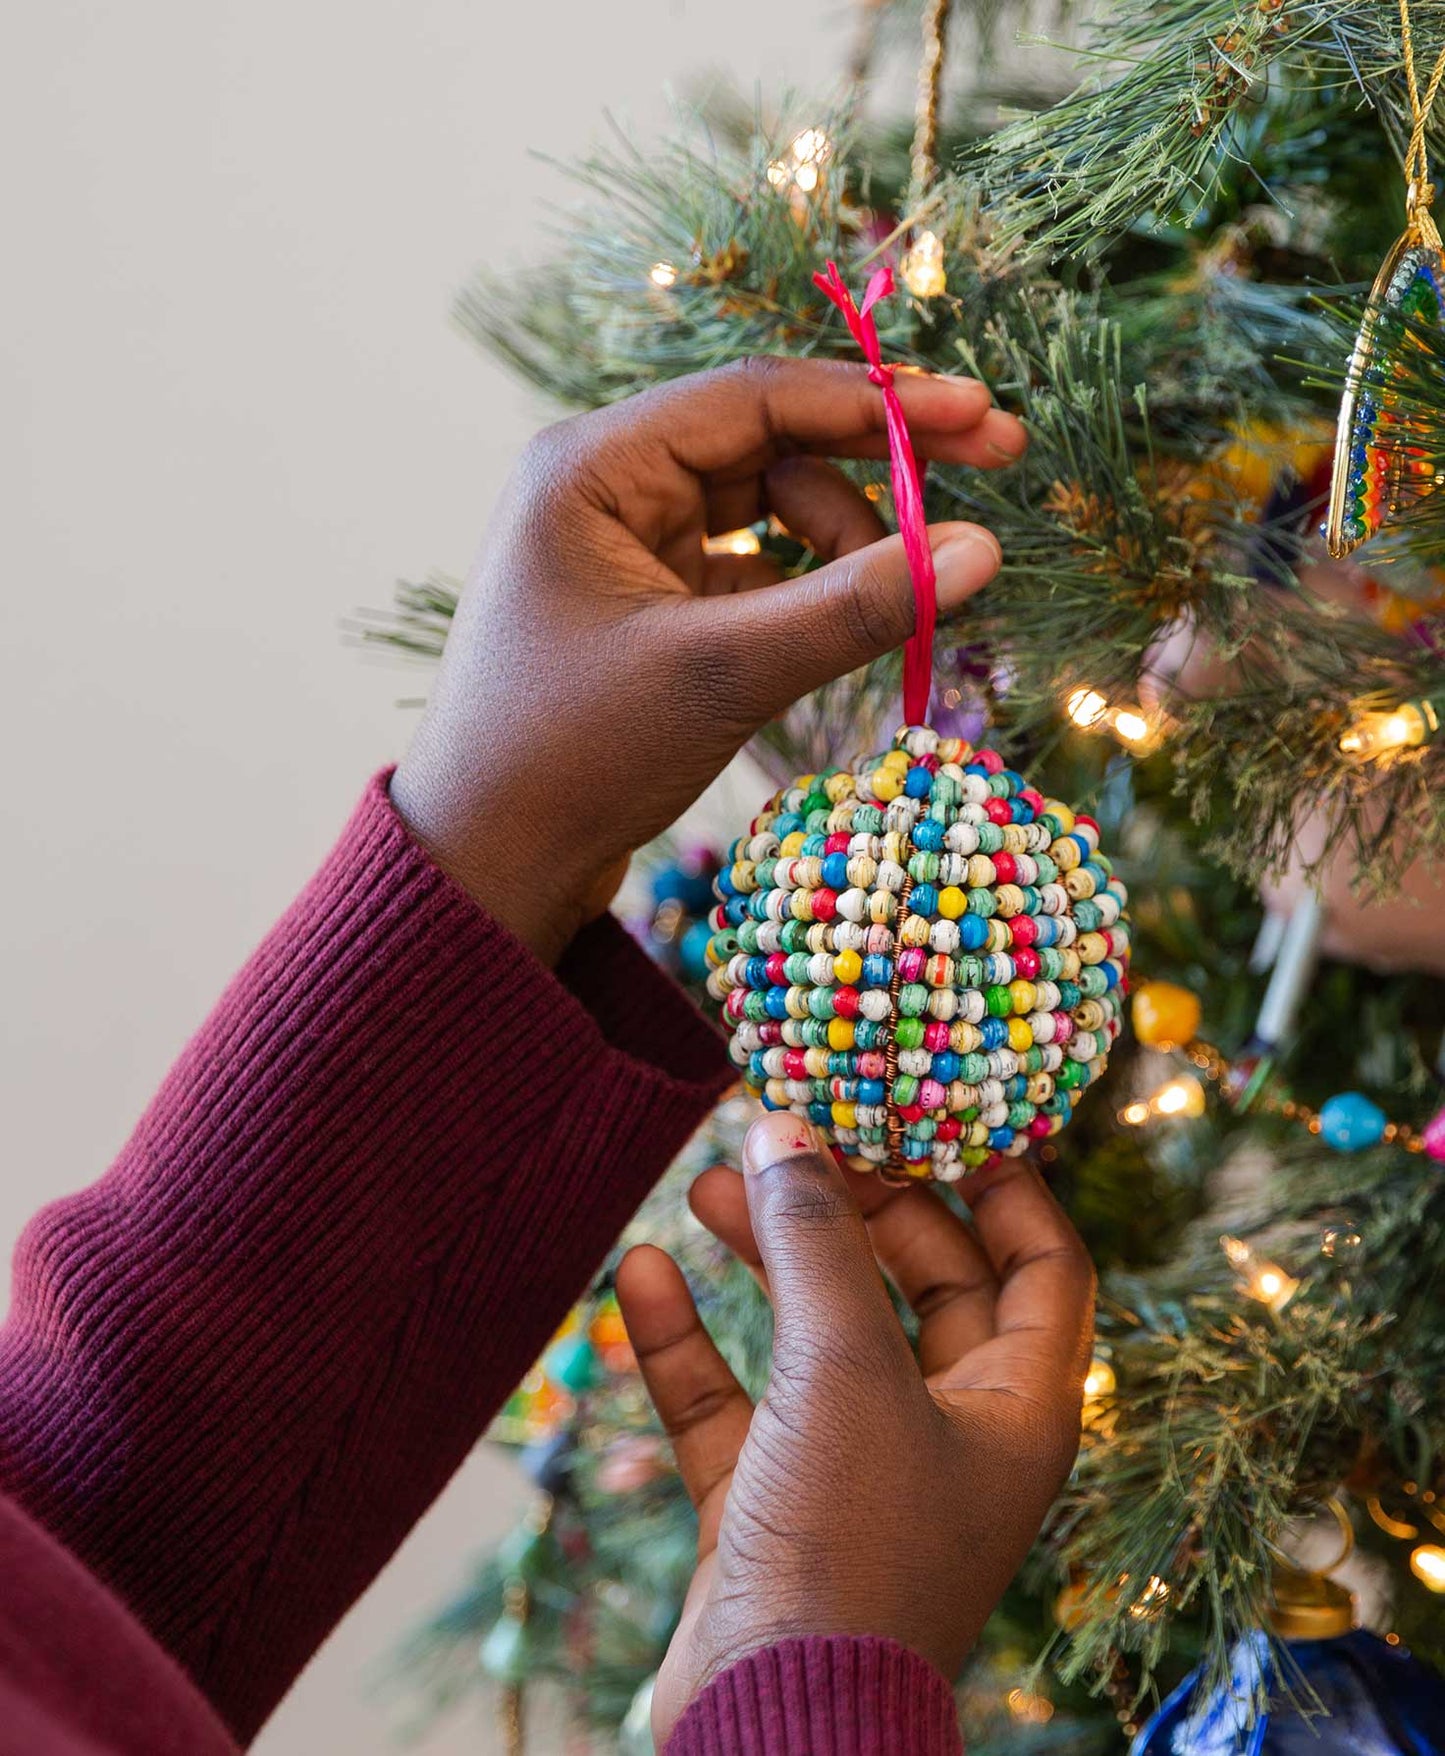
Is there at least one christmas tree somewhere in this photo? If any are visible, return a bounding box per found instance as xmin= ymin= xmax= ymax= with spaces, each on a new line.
xmin=371 ymin=0 xmax=1445 ymax=1747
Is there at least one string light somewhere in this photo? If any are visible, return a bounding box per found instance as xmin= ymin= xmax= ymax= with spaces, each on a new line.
xmin=1410 ymin=1543 xmax=1445 ymax=1591
xmin=702 ymin=527 xmax=763 ymax=556
xmin=1064 ymin=685 xmax=1166 ymax=751
xmin=1084 ymin=1359 xmax=1117 ymax=1400
xmin=1338 ymin=697 xmax=1439 ymax=760
xmin=767 ymin=128 xmax=832 ymax=200
xmin=1006 ymin=1688 xmax=1056 ymax=1724
xmin=1126 ymin=1575 xmax=1171 ymax=1621
xmin=1221 ymin=1234 xmax=1299 ymax=1312
xmin=900 ymin=229 xmax=947 ymax=299
xmin=649 ymin=261 xmax=678 ymax=289
xmin=1119 ymin=1073 xmax=1206 ymax=1126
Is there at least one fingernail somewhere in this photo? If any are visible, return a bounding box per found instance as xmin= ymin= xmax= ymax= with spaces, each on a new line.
xmin=743 ymin=1112 xmax=823 ymax=1175
xmin=931 ymin=526 xmax=1002 ymax=611
xmin=984 ymin=415 xmax=1029 ymax=462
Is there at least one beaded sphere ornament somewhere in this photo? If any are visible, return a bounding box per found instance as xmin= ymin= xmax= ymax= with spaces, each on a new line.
xmin=705 ymin=726 xmax=1131 ymax=1181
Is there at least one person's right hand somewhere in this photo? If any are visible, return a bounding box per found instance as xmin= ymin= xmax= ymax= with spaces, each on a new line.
xmin=615 ymin=1111 xmax=1096 ymax=1747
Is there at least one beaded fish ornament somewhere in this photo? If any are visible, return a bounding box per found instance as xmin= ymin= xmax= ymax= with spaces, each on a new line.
xmin=1326 ymin=0 xmax=1445 ymax=558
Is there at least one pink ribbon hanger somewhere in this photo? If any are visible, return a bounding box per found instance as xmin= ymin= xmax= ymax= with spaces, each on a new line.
xmin=813 ymin=261 xmax=937 ymax=727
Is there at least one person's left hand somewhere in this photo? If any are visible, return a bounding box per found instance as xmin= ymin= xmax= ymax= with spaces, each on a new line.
xmin=615 ymin=1112 xmax=1094 ymax=1745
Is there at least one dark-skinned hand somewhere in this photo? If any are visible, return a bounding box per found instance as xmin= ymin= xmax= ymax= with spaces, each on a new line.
xmin=615 ymin=1111 xmax=1096 ymax=1746
xmin=390 ymin=357 xmax=1023 ymax=964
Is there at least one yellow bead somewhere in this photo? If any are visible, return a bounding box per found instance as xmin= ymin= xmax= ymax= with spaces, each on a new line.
xmin=780 ymin=831 xmax=807 ymax=856
xmin=1051 ymin=837 xmax=1082 ymax=871
xmin=882 ymin=749 xmax=911 ymax=773
xmin=1131 ymin=981 xmax=1201 ymax=1048
xmin=831 ymin=1101 xmax=858 ymax=1129
xmin=828 ymin=1018 xmax=856 ymax=1051
xmin=938 ymin=885 xmax=968 ymax=919
xmin=1007 ymin=1017 xmax=1034 ymax=1053
xmin=1045 ymin=800 xmax=1075 ymax=833
xmin=1009 ymin=979 xmax=1038 ymax=1015
xmin=872 ymin=769 xmax=903 ymax=801
xmin=834 ymin=948 xmax=863 ymax=984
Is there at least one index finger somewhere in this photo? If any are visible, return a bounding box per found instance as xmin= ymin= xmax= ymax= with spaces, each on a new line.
xmin=940 ymin=1160 xmax=1095 ymax=1395
xmin=581 ymin=356 xmax=1026 ymax=476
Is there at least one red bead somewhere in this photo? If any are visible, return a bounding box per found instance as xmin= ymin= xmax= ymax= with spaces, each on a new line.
xmin=765 ymin=953 xmax=788 ymax=986
xmin=1019 ymin=787 xmax=1045 ymax=817
xmin=924 ymin=1021 xmax=951 ymax=1051
xmin=992 ymin=852 xmax=1017 ymax=884
xmin=936 ymin=1117 xmax=962 ymax=1141
xmin=725 ymin=991 xmax=747 ymax=1022
xmin=1076 ymin=814 xmax=1100 ymax=837
xmin=1012 ymin=947 xmax=1041 ymax=979
xmin=832 ymin=985 xmax=860 ymax=1020
xmin=1028 ymin=1115 xmax=1053 ymax=1138
xmin=1008 ymin=915 xmax=1038 ymax=948
xmin=759 ymin=1023 xmax=783 ymax=1045
xmin=825 ymin=832 xmax=850 ymax=853
xmin=985 ymin=798 xmax=1012 ymax=825
xmin=918 ymin=752 xmax=941 ymax=773
xmin=898 ymin=1103 xmax=925 ymax=1123
xmin=975 ymin=748 xmax=1004 ymax=774
xmin=811 ymin=887 xmax=838 ymax=921
xmin=898 ymin=948 xmax=926 ymax=982
xmin=784 ymin=1049 xmax=808 ymax=1079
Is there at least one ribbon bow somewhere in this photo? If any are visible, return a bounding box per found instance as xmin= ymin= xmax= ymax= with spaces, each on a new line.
xmin=813 ymin=260 xmax=936 ymax=726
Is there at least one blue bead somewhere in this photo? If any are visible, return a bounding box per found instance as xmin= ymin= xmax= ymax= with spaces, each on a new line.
xmin=714 ymin=866 xmax=736 ymax=898
xmin=857 ymin=1078 xmax=886 ymax=1105
xmin=1005 ymin=1074 xmax=1028 ymax=1100
xmin=1318 ymin=1092 xmax=1387 ymax=1152
xmin=748 ymin=1051 xmax=768 ymax=1083
xmin=822 ymin=852 xmax=850 ymax=889
xmin=680 ymin=919 xmax=713 ymax=980
xmin=1100 ymin=960 xmax=1120 ymax=989
xmin=808 ymin=1102 xmax=832 ymax=1127
xmin=724 ymin=896 xmax=748 ymax=925
xmin=910 ymin=883 xmax=939 ymax=918
xmin=760 ymin=1088 xmax=786 ymax=1110
xmin=980 ymin=1017 xmax=1008 ymax=1050
xmin=802 ymin=833 xmax=828 ymax=856
xmin=775 ymin=813 xmax=804 ymax=836
xmin=861 ymin=954 xmax=893 ymax=987
xmin=904 ymin=765 xmax=933 ymax=798
xmin=959 ymin=915 xmax=989 ymax=951
xmin=988 ymin=1127 xmax=1014 ymax=1150
xmin=764 ymin=988 xmax=790 ymax=1020
xmin=931 ymin=1051 xmax=960 ymax=1083
xmin=914 ymin=819 xmax=945 ymax=850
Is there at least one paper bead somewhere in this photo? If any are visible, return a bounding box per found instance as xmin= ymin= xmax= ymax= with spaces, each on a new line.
xmin=1423 ymin=1106 xmax=1445 ymax=1164
xmin=706 ymin=726 xmax=1130 ymax=1181
xmin=1131 ymin=980 xmax=1201 ymax=1050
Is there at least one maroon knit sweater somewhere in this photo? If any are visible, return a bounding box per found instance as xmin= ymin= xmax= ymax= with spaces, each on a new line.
xmin=0 ymin=774 xmax=962 ymax=1755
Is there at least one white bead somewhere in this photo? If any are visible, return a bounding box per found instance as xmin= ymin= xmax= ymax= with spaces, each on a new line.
xmin=930 ymin=919 xmax=961 ymax=953
xmin=876 ymin=861 xmax=907 ymax=893
xmin=956 ymin=991 xmax=986 ymax=1024
xmin=859 ymin=990 xmax=891 ymax=1022
xmin=944 ymin=822 xmax=980 ymax=855
xmin=899 ymin=1048 xmax=931 ymax=1077
xmin=833 ymin=921 xmax=866 ymax=952
xmin=836 ymin=887 xmax=869 ymax=922
xmin=926 ymin=989 xmax=958 ymax=1020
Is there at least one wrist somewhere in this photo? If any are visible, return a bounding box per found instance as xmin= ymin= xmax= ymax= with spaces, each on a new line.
xmin=388 ymin=765 xmax=589 ymax=967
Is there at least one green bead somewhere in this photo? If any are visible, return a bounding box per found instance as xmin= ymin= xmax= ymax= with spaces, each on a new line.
xmin=784 ymin=953 xmax=812 ymax=984
xmin=898 ymin=982 xmax=928 ymax=1017
xmin=894 ymin=1016 xmax=925 ymax=1050
xmin=894 ymin=1074 xmax=920 ymax=1106
xmin=976 ymin=824 xmax=1004 ymax=854
xmin=985 ymin=985 xmax=1012 ymax=1017
xmin=1007 ymin=1101 xmax=1035 ymax=1129
xmin=967 ymin=888 xmax=998 ymax=918
xmin=1056 ymin=1059 xmax=1086 ymax=1090
xmin=780 ymin=920 xmax=809 ymax=953
xmin=808 ymin=988 xmax=835 ymax=1019
xmin=801 ymin=1018 xmax=829 ymax=1048
xmin=908 ymin=851 xmax=940 ymax=882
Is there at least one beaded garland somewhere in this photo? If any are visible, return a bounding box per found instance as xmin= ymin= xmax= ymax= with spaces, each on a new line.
xmin=704 ymin=726 xmax=1131 ymax=1182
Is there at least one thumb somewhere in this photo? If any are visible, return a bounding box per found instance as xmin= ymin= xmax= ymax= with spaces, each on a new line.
xmin=741 ymin=1113 xmax=912 ymax=1376
xmin=703 ymin=521 xmax=1001 ymax=718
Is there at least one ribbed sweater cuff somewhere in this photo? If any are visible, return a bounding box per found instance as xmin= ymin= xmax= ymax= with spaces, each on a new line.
xmin=667 ymin=1637 xmax=963 ymax=1755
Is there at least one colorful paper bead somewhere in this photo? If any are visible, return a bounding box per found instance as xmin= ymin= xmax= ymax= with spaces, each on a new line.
xmin=1318 ymin=1091 xmax=1388 ymax=1153
xmin=1131 ymin=980 xmax=1202 ymax=1050
xmin=706 ymin=726 xmax=1131 ymax=1182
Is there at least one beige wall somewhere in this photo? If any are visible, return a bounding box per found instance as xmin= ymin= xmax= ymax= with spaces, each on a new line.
xmin=0 ymin=2 xmax=837 ymax=1749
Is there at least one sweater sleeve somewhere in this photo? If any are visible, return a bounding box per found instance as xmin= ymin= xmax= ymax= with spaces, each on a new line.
xmin=0 ymin=771 xmax=732 ymax=1743
xmin=666 ymin=1637 xmax=963 ymax=1755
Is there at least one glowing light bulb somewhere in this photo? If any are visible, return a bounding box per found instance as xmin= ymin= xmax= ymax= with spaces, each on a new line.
xmin=1084 ymin=1359 xmax=1116 ymax=1399
xmin=1339 ymin=699 xmax=1438 ymax=760
xmin=1410 ymin=1544 xmax=1445 ymax=1591
xmin=1006 ymin=1689 xmax=1055 ymax=1724
xmin=1113 ymin=708 xmax=1151 ymax=744
xmin=649 ymin=261 xmax=678 ymax=288
xmin=789 ymin=127 xmax=831 ymax=166
xmin=1221 ymin=1235 xmax=1299 ymax=1312
xmin=703 ymin=527 xmax=763 ymax=557
xmin=901 ymin=229 xmax=947 ymax=299
xmin=793 ymin=161 xmax=820 ymax=192
xmin=1153 ymin=1075 xmax=1206 ymax=1118
xmin=1120 ymin=1100 xmax=1151 ymax=1127
xmin=1127 ymin=1575 xmax=1171 ymax=1620
xmin=1066 ymin=687 xmax=1109 ymax=728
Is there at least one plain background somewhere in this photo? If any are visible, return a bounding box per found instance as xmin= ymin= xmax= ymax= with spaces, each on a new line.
xmin=0 ymin=1 xmax=870 ymax=1749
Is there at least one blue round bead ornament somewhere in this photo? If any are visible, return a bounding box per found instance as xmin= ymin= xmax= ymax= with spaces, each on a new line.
xmin=1318 ymin=1092 xmax=1388 ymax=1153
